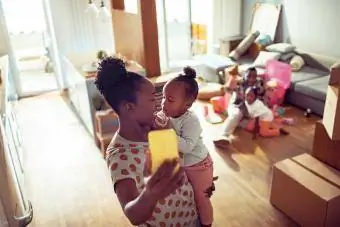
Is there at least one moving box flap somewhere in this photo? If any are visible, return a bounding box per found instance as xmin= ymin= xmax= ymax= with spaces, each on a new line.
xmin=275 ymin=159 xmax=340 ymax=201
xmin=292 ymin=153 xmax=340 ymax=188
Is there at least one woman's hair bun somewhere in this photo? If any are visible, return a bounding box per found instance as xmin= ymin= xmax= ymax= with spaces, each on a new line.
xmin=182 ymin=66 xmax=196 ymax=79
xmin=97 ymin=56 xmax=128 ymax=83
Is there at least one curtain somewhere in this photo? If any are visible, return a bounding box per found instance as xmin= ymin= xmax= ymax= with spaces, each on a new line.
xmin=212 ymin=0 xmax=242 ymax=44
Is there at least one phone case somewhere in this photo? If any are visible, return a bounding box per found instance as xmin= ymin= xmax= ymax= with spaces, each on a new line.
xmin=148 ymin=129 xmax=179 ymax=173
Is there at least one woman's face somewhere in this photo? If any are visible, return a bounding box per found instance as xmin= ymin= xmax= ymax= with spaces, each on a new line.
xmin=133 ymin=79 xmax=156 ymax=126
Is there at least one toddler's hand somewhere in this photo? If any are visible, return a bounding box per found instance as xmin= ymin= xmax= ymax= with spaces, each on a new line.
xmin=154 ymin=111 xmax=170 ymax=129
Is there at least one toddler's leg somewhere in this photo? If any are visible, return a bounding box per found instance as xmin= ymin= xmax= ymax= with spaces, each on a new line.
xmin=221 ymin=105 xmax=243 ymax=136
xmin=213 ymin=105 xmax=243 ymax=148
xmin=184 ymin=155 xmax=214 ymax=226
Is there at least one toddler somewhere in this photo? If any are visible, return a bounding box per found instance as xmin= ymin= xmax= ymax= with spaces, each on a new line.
xmin=213 ymin=67 xmax=264 ymax=147
xmin=244 ymin=86 xmax=289 ymax=137
xmin=155 ymin=67 xmax=214 ymax=227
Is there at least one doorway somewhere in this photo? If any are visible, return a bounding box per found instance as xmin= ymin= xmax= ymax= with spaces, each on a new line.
xmin=1 ymin=0 xmax=60 ymax=97
xmin=156 ymin=0 xmax=212 ymax=73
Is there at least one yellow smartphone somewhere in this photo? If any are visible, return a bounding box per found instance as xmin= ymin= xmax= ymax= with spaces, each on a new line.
xmin=148 ymin=129 xmax=179 ymax=174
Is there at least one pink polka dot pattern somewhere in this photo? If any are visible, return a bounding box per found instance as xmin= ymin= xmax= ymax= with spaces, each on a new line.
xmin=106 ymin=135 xmax=198 ymax=227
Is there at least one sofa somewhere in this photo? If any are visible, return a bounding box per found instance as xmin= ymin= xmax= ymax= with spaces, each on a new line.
xmin=284 ymin=50 xmax=338 ymax=116
xmin=196 ymin=49 xmax=339 ymax=117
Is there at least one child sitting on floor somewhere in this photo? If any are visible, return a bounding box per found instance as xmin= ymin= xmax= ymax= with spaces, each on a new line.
xmin=155 ymin=67 xmax=214 ymax=227
xmin=213 ymin=67 xmax=264 ymax=148
xmin=244 ymin=86 xmax=289 ymax=137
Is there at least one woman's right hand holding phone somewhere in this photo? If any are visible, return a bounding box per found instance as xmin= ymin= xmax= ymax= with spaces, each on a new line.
xmin=142 ymin=159 xmax=184 ymax=203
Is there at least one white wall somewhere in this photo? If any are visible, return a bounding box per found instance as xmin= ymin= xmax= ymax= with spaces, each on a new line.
xmin=242 ymin=0 xmax=340 ymax=58
xmin=212 ymin=0 xmax=242 ymax=44
xmin=49 ymin=0 xmax=115 ymax=56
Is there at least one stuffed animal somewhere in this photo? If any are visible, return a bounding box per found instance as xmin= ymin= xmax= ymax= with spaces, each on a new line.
xmin=224 ymin=65 xmax=243 ymax=92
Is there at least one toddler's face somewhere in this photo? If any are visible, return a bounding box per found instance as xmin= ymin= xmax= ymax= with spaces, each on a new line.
xmin=246 ymin=71 xmax=257 ymax=86
xmin=162 ymin=81 xmax=189 ymax=118
xmin=245 ymin=90 xmax=256 ymax=104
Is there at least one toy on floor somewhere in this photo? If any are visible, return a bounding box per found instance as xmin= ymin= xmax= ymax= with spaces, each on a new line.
xmin=210 ymin=92 xmax=231 ymax=115
xmin=264 ymin=60 xmax=292 ymax=108
xmin=273 ymin=105 xmax=285 ymax=117
xmin=203 ymin=105 xmax=223 ymax=124
xmin=304 ymin=108 xmax=312 ymax=117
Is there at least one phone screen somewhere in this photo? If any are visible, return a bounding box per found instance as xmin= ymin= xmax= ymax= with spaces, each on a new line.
xmin=148 ymin=129 xmax=179 ymax=173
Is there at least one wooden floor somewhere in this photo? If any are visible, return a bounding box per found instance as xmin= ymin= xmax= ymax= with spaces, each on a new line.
xmin=16 ymin=93 xmax=320 ymax=227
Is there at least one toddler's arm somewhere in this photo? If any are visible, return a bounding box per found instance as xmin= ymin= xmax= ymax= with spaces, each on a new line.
xmin=177 ymin=114 xmax=202 ymax=154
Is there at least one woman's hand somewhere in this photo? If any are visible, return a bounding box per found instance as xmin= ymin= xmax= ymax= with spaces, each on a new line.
xmin=143 ymin=159 xmax=184 ymax=202
xmin=144 ymin=150 xmax=152 ymax=177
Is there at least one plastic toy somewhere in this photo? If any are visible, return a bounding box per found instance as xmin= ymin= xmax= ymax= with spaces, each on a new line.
xmin=304 ymin=108 xmax=312 ymax=117
xmin=265 ymin=60 xmax=292 ymax=89
xmin=273 ymin=105 xmax=285 ymax=117
xmin=210 ymin=96 xmax=225 ymax=114
xmin=282 ymin=117 xmax=295 ymax=125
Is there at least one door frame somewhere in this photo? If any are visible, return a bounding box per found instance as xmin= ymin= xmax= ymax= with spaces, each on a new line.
xmin=0 ymin=0 xmax=64 ymax=98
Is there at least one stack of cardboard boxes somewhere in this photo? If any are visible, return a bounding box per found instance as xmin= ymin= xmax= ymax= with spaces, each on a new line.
xmin=270 ymin=64 xmax=340 ymax=226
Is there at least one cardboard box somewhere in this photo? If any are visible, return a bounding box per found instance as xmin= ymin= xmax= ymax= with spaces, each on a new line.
xmin=323 ymin=85 xmax=340 ymax=140
xmin=292 ymin=153 xmax=340 ymax=189
xmin=270 ymin=156 xmax=340 ymax=227
xmin=329 ymin=63 xmax=340 ymax=85
xmin=313 ymin=121 xmax=340 ymax=170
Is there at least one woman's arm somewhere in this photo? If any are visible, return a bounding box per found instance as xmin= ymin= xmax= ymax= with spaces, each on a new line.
xmin=115 ymin=179 xmax=157 ymax=226
xmin=114 ymin=159 xmax=184 ymax=226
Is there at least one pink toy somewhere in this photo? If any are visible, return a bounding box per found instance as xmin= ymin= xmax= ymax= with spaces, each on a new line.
xmin=265 ymin=60 xmax=292 ymax=89
xmin=282 ymin=117 xmax=295 ymax=125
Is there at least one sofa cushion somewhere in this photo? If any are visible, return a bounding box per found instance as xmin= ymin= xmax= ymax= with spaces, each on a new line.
xmin=294 ymin=75 xmax=329 ymax=101
xmin=266 ymin=43 xmax=296 ymax=53
xmin=253 ymin=51 xmax=281 ymax=68
xmin=291 ymin=66 xmax=328 ymax=87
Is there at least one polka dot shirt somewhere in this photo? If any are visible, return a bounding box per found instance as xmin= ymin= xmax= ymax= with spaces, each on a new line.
xmin=106 ymin=134 xmax=198 ymax=227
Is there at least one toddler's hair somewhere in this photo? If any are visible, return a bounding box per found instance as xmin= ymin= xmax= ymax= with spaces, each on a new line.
xmin=244 ymin=67 xmax=257 ymax=79
xmin=171 ymin=66 xmax=199 ymax=99
xmin=95 ymin=57 xmax=145 ymax=114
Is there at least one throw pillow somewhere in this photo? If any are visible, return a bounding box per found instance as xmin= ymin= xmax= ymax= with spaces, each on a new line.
xmin=290 ymin=55 xmax=305 ymax=72
xmin=266 ymin=43 xmax=296 ymax=53
xmin=280 ymin=52 xmax=295 ymax=61
xmin=253 ymin=51 xmax=281 ymax=68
